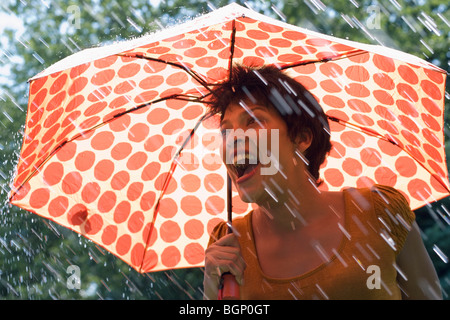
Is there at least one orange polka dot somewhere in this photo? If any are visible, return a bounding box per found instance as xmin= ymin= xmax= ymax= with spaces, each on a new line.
xmin=345 ymin=83 xmax=370 ymax=98
xmin=48 ymin=196 xmax=68 ymax=217
xmin=161 ymin=246 xmax=180 ymax=268
xmin=140 ymin=191 xmax=156 ymax=212
xmin=204 ymin=173 xmax=224 ymax=193
xmin=329 ymin=141 xmax=346 ymax=159
xmin=29 ymin=188 xmax=50 ymax=209
xmin=114 ymin=201 xmax=131 ymax=224
xmin=144 ymin=135 xmax=164 ymax=152
xmin=397 ymin=83 xmax=418 ymax=102
xmin=184 ymin=219 xmax=204 ymax=240
xmin=181 ymin=195 xmax=202 ymax=216
xmin=181 ymin=174 xmax=201 ymax=192
xmin=91 ymin=131 xmax=115 ymax=150
xmin=30 ymin=77 xmax=47 ymax=94
xmin=111 ymin=142 xmax=132 ymax=161
xmin=360 ymin=148 xmax=382 ymax=167
xmin=84 ymin=101 xmax=108 ymax=117
xmin=141 ymin=249 xmax=158 ymax=271
xmin=319 ymin=63 xmax=343 ymax=77
xmin=84 ymin=214 xmax=103 ymax=235
xmin=348 ymin=99 xmax=371 ymax=113
xmin=373 ymin=73 xmax=395 ymax=90
xmin=67 ymin=204 xmax=88 ymax=226
xmin=134 ymin=90 xmax=158 ymax=104
xmin=127 ymin=152 xmax=148 ymax=170
xmin=341 ymin=131 xmax=365 ymax=148
xmin=207 ymin=218 xmax=225 ymax=235
xmin=94 ymin=159 xmax=115 ymax=181
xmin=160 ymin=220 xmax=181 ymax=243
xmin=345 ymin=65 xmax=370 ymax=82
xmin=155 ymin=172 xmax=177 ymax=194
xmin=109 ymin=114 xmax=131 ymax=132
xmin=373 ymin=55 xmax=396 ymax=73
xmin=75 ymin=151 xmax=95 ymax=171
xmin=377 ymin=120 xmax=399 ymax=135
xmin=57 ymin=141 xmax=77 ymax=162
xmin=421 ymin=113 xmax=441 ymax=132
xmin=43 ymin=162 xmax=64 ymax=186
xmin=398 ymin=65 xmax=419 ymax=84
xmin=282 ymin=30 xmax=306 ymax=40
xmin=184 ymin=243 xmax=204 ymax=265
xmin=356 ymin=176 xmax=375 ymax=189
xmin=374 ymin=166 xmax=397 ymax=187
xmin=323 ymin=168 xmax=344 ymax=188
xmin=70 ymin=62 xmax=90 ymax=78
xmin=342 ymin=158 xmax=362 ymax=176
xmin=97 ymin=191 xmax=116 ymax=213
xmin=422 ymin=128 xmax=441 ymax=148
xmin=421 ymin=98 xmax=441 ymax=117
xmin=116 ymin=234 xmax=132 ymax=256
xmin=423 ymin=143 xmax=442 ymax=163
xmin=157 ymin=198 xmax=178 ymax=218
xmin=205 ymin=195 xmax=225 ymax=215
xmin=127 ymin=182 xmax=144 ymax=201
xmin=405 ymin=144 xmax=425 ymax=163
xmin=128 ymin=123 xmax=149 ymax=143
xmin=101 ymin=225 xmax=117 ymax=246
xmin=320 ymin=79 xmax=342 ymax=93
xmin=91 ymin=69 xmax=115 ymax=86
xmin=128 ymin=211 xmax=144 ymax=233
xmin=114 ymin=80 xmax=136 ymax=94
xmin=131 ymin=243 xmax=145 ymax=268
xmin=81 ymin=182 xmax=101 ymax=204
xmin=162 ymin=119 xmax=184 ymax=135
xmin=408 ymin=179 xmax=432 ymax=201
xmin=111 ymin=170 xmax=130 ymax=190
xmin=62 ymin=171 xmax=83 ymax=195
xmin=395 ymin=156 xmax=417 ymax=178
xmin=94 ymin=55 xmax=117 ymax=68
xmin=118 ymin=63 xmax=141 ymax=78
xmin=421 ymin=80 xmax=442 ymax=100
xmin=50 ymin=73 xmax=68 ymax=95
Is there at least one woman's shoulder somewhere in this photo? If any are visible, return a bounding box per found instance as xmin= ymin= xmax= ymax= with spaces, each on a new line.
xmin=207 ymin=211 xmax=253 ymax=245
xmin=358 ymin=184 xmax=416 ymax=252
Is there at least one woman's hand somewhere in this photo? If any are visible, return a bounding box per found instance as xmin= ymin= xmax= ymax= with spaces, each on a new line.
xmin=203 ymin=233 xmax=246 ymax=300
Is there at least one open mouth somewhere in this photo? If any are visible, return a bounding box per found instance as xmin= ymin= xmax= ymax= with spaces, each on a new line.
xmin=232 ymin=152 xmax=260 ymax=181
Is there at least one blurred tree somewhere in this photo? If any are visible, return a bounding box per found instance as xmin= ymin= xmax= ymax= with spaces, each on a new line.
xmin=0 ymin=0 xmax=448 ymax=299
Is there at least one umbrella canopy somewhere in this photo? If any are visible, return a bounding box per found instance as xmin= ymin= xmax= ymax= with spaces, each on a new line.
xmin=9 ymin=3 xmax=449 ymax=273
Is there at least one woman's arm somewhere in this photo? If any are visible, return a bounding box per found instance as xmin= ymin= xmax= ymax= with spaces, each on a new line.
xmin=396 ymin=221 xmax=442 ymax=300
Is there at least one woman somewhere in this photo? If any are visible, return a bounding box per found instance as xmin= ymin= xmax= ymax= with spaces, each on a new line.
xmin=203 ymin=65 xmax=442 ymax=300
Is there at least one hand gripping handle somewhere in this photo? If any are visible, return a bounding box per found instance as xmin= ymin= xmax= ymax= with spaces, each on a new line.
xmin=218 ymin=272 xmax=240 ymax=300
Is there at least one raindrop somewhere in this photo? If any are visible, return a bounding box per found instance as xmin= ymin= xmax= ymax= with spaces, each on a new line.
xmin=432 ymin=244 xmax=448 ymax=263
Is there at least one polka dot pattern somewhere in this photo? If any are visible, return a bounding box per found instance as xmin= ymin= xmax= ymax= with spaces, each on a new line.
xmin=10 ymin=5 xmax=449 ymax=273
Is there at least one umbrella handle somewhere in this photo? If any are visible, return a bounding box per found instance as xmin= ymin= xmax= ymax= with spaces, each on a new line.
xmin=217 ymin=174 xmax=240 ymax=300
xmin=218 ymin=272 xmax=240 ymax=300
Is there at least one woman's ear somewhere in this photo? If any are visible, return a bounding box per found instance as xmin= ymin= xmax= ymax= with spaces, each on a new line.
xmin=295 ymin=129 xmax=313 ymax=154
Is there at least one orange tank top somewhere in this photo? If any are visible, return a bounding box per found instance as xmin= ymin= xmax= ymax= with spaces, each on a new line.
xmin=208 ymin=185 xmax=415 ymax=300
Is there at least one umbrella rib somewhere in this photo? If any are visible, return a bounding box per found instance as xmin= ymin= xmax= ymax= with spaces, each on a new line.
xmin=328 ymin=116 xmax=450 ymax=194
xmin=279 ymin=49 xmax=366 ymax=70
xmin=139 ymin=112 xmax=209 ymax=272
xmin=228 ymin=19 xmax=237 ymax=81
xmin=117 ymin=53 xmax=213 ymax=94
xmin=8 ymin=93 xmax=206 ymax=202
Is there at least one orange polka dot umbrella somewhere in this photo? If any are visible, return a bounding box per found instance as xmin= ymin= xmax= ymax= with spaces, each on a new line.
xmin=9 ymin=3 xmax=449 ymax=273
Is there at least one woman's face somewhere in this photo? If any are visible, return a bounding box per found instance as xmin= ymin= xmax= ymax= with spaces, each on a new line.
xmin=219 ymin=101 xmax=309 ymax=205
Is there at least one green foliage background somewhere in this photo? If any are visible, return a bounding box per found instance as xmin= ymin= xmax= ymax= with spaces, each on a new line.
xmin=0 ymin=0 xmax=448 ymax=299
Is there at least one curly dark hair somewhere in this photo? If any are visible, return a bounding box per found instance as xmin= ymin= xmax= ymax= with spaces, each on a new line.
xmin=206 ymin=64 xmax=332 ymax=185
